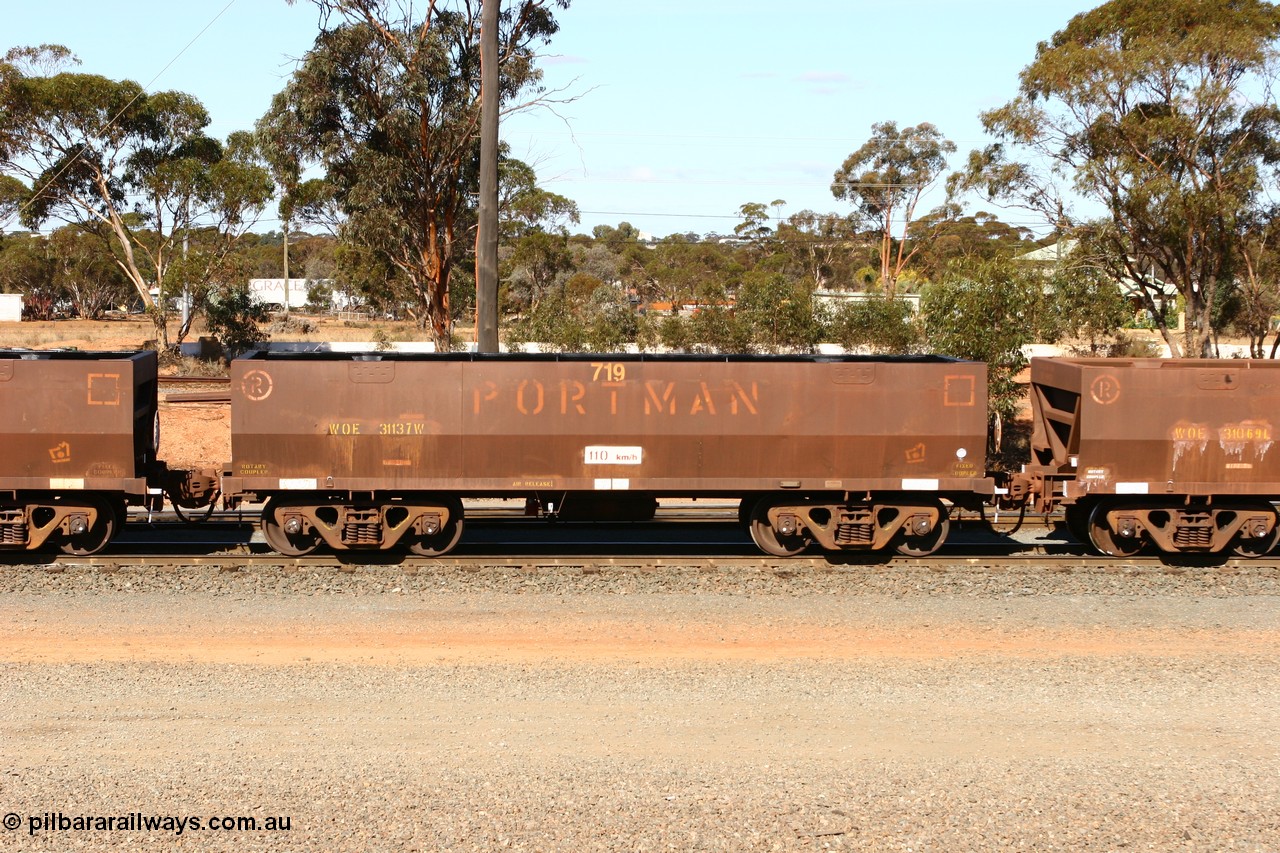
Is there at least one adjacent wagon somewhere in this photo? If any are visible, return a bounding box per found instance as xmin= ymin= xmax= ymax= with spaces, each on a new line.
xmin=1026 ymin=357 xmax=1280 ymax=556
xmin=0 ymin=350 xmax=161 ymax=554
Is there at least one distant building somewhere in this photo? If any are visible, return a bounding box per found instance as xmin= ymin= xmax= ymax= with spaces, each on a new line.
xmin=1016 ymin=238 xmax=1180 ymax=327
xmin=1015 ymin=239 xmax=1178 ymax=302
xmin=0 ymin=293 xmax=22 ymax=322
xmin=247 ymin=278 xmax=330 ymax=311
xmin=813 ymin=290 xmax=921 ymax=314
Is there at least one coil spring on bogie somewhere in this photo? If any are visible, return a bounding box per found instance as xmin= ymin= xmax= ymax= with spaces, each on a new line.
xmin=0 ymin=510 xmax=27 ymax=545
xmin=341 ymin=508 xmax=383 ymax=546
xmin=1173 ymin=525 xmax=1213 ymax=549
xmin=834 ymin=508 xmax=875 ymax=545
xmin=835 ymin=523 xmax=874 ymax=545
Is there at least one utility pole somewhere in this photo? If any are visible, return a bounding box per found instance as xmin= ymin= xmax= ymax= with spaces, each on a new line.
xmin=283 ymin=222 xmax=290 ymax=318
xmin=475 ymin=0 xmax=500 ymax=352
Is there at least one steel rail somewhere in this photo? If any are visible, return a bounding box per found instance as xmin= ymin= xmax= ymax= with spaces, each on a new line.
xmin=5 ymin=549 xmax=1275 ymax=573
xmin=158 ymin=375 xmax=230 ymax=384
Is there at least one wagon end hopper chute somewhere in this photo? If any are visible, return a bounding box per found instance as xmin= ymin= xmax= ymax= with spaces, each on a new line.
xmin=0 ymin=349 xmax=160 ymax=555
xmin=1027 ymin=357 xmax=1280 ymax=557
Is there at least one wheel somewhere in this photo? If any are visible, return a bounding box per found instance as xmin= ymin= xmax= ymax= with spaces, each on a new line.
xmin=261 ymin=499 xmax=321 ymax=556
xmin=407 ymin=498 xmax=465 ymax=556
xmin=59 ymin=497 xmax=117 ymax=556
xmin=895 ymin=503 xmax=951 ymax=557
xmin=1233 ymin=506 xmax=1280 ymax=558
xmin=1063 ymin=501 xmax=1094 ymax=546
xmin=1087 ymin=502 xmax=1144 ymax=557
xmin=747 ymin=499 xmax=810 ymax=557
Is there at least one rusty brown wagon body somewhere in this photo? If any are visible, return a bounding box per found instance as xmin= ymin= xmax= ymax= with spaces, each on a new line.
xmin=223 ymin=352 xmax=993 ymax=556
xmin=0 ymin=350 xmax=160 ymax=554
xmin=0 ymin=350 xmax=220 ymax=555
xmin=1026 ymin=357 xmax=1280 ymax=556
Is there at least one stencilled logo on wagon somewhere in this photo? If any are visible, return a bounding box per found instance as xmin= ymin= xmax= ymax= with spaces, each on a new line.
xmin=48 ymin=441 xmax=72 ymax=464
xmin=943 ymin=375 xmax=976 ymax=407
xmin=1171 ymin=423 xmax=1209 ymax=441
xmin=471 ymin=378 xmax=760 ymax=418
xmin=1219 ymin=420 xmax=1274 ymax=462
xmin=241 ymin=369 xmax=274 ymax=402
xmin=1078 ymin=466 xmax=1111 ymax=492
xmin=1170 ymin=421 xmax=1211 ymax=469
xmin=1219 ymin=422 xmax=1272 ymax=443
xmin=86 ymin=373 xmax=121 ymax=406
xmin=1089 ymin=374 xmax=1121 ymax=405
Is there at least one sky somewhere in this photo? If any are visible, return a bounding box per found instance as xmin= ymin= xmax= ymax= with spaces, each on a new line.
xmin=4 ymin=0 xmax=1104 ymax=239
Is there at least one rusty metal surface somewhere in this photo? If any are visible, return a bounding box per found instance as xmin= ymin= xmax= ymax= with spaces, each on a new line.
xmin=224 ymin=353 xmax=991 ymax=498
xmin=1030 ymin=357 xmax=1280 ymax=497
xmin=0 ymin=350 xmax=157 ymax=495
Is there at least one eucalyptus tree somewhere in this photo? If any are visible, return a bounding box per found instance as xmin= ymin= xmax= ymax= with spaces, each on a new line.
xmin=922 ymin=258 xmax=1050 ymax=453
xmin=499 ymin=156 xmax=579 ymax=312
xmin=954 ymin=0 xmax=1280 ymax=357
xmin=906 ymin=208 xmax=1034 ymax=283
xmin=734 ymin=270 xmax=823 ymax=353
xmin=774 ymin=209 xmax=862 ymax=290
xmin=638 ymin=235 xmax=745 ymax=310
xmin=265 ymin=0 xmax=569 ymax=348
xmin=0 ymin=175 xmax=24 ymax=224
xmin=831 ymin=122 xmax=957 ymax=296
xmin=47 ymin=224 xmax=132 ymax=319
xmin=0 ymin=232 xmax=57 ymax=317
xmin=1233 ymin=206 xmax=1280 ymax=356
xmin=500 ymin=156 xmax=579 ymax=239
xmin=827 ymin=295 xmax=922 ymax=354
xmin=734 ymin=200 xmax=786 ymax=243
xmin=0 ymin=46 xmax=274 ymax=346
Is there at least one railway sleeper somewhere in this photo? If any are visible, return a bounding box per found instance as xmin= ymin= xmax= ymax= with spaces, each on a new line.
xmin=1092 ymin=502 xmax=1277 ymax=556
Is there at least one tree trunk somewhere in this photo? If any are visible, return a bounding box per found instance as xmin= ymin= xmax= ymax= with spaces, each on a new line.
xmin=1182 ymin=294 xmax=1214 ymax=358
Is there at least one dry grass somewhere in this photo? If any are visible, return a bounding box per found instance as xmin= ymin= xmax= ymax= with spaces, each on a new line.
xmin=0 ymin=315 xmax=439 ymax=351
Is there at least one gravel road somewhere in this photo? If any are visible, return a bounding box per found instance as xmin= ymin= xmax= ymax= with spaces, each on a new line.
xmin=2 ymin=561 xmax=1279 ymax=851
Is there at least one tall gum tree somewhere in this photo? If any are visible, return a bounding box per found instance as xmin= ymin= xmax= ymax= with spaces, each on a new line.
xmin=0 ymin=46 xmax=274 ymax=347
xmin=953 ymin=0 xmax=1280 ymax=357
xmin=263 ymin=0 xmax=569 ymax=348
xmin=831 ymin=122 xmax=956 ymax=298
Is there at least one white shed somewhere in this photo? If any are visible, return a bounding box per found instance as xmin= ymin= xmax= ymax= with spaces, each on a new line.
xmin=247 ymin=278 xmax=333 ymax=311
xmin=0 ymin=293 xmax=22 ymax=322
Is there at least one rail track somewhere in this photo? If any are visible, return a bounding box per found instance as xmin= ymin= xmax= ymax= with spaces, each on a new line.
xmin=4 ymin=530 xmax=1274 ymax=573
xmin=4 ymin=497 xmax=1276 ymax=571
xmin=15 ymin=554 xmax=1271 ymax=572
xmin=160 ymin=373 xmax=232 ymax=403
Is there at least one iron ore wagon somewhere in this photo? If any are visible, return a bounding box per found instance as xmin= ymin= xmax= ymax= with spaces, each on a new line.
xmin=0 ymin=350 xmax=214 ymax=555
xmin=222 ymin=352 xmax=994 ymax=557
xmin=1025 ymin=357 xmax=1280 ymax=557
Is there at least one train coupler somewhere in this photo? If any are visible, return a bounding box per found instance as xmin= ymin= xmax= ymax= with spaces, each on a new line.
xmin=165 ymin=467 xmax=221 ymax=511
